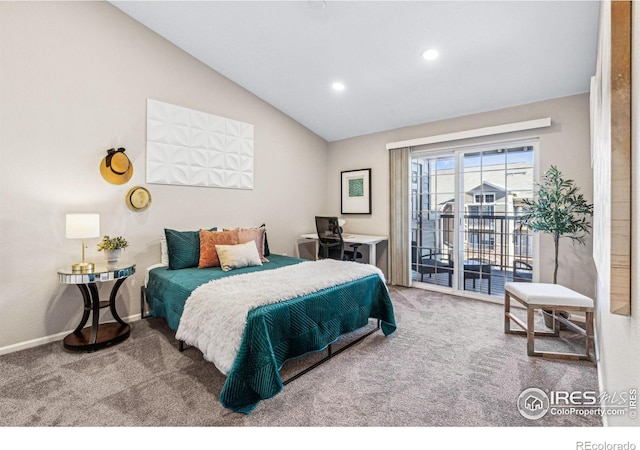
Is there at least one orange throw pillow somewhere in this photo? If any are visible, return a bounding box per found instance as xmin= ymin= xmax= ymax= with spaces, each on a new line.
xmin=198 ymin=229 xmax=239 ymax=268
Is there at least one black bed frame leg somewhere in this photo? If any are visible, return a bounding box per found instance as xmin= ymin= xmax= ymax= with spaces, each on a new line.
xmin=282 ymin=319 xmax=381 ymax=386
xmin=179 ymin=340 xmax=185 ymax=352
xmin=140 ymin=286 xmax=149 ymax=319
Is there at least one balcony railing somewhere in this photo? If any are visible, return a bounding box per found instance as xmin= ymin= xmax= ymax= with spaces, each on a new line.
xmin=440 ymin=213 xmax=533 ymax=272
xmin=412 ymin=213 xmax=533 ymax=295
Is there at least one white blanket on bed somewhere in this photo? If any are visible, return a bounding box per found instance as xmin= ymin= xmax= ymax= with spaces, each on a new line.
xmin=175 ymin=259 xmax=385 ymax=375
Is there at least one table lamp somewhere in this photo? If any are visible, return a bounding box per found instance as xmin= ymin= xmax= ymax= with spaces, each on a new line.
xmin=66 ymin=213 xmax=100 ymax=273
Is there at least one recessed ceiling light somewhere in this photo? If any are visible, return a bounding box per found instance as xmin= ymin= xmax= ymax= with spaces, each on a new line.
xmin=332 ymin=82 xmax=345 ymax=92
xmin=422 ymin=49 xmax=439 ymax=61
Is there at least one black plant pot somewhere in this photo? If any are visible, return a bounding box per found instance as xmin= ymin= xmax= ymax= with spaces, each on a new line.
xmin=542 ymin=309 xmax=571 ymax=330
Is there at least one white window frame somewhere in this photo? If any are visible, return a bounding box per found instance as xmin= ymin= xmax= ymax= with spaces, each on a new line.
xmin=411 ymin=137 xmax=540 ymax=300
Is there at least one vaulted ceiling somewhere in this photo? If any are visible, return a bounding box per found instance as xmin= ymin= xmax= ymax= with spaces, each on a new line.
xmin=111 ymin=1 xmax=600 ymax=142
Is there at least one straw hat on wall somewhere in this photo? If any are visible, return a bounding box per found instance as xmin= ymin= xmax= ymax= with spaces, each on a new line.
xmin=126 ymin=186 xmax=151 ymax=211
xmin=100 ymin=148 xmax=133 ymax=184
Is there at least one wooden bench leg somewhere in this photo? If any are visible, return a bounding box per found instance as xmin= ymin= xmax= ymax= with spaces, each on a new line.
xmin=504 ymin=286 xmax=596 ymax=364
xmin=527 ymin=307 xmax=536 ymax=356
xmin=504 ymin=291 xmax=511 ymax=333
xmin=586 ymin=311 xmax=595 ymax=360
xmin=533 ymin=308 xmax=595 ymax=363
xmin=505 ymin=292 xmax=556 ymax=337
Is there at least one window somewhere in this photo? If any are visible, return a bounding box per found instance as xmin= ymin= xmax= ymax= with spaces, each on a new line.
xmin=468 ymin=205 xmax=495 ymax=216
xmin=469 ymin=232 xmax=495 ymax=250
xmin=474 ymin=193 xmax=495 ymax=203
xmin=514 ymin=232 xmax=533 ymax=257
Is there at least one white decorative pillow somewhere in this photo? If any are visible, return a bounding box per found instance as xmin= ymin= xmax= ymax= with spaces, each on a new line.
xmin=223 ymin=226 xmax=269 ymax=262
xmin=215 ymin=241 xmax=263 ymax=272
xmin=160 ymin=232 xmax=169 ymax=266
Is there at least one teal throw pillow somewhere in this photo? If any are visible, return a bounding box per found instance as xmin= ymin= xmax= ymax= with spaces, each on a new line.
xmin=165 ymin=227 xmax=216 ymax=270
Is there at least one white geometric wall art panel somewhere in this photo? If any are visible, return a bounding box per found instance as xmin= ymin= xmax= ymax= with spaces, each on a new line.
xmin=146 ymin=99 xmax=254 ymax=189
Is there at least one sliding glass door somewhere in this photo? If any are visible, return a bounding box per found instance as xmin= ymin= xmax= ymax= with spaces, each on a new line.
xmin=411 ymin=155 xmax=455 ymax=288
xmin=411 ymin=141 xmax=535 ymax=298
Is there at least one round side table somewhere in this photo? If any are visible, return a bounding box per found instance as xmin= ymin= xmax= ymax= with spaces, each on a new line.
xmin=57 ymin=264 xmax=136 ymax=352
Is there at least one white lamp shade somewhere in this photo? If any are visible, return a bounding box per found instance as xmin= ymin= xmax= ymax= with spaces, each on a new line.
xmin=65 ymin=214 xmax=100 ymax=239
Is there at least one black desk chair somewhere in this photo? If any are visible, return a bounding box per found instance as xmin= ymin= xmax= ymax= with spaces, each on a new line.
xmin=315 ymin=216 xmax=362 ymax=261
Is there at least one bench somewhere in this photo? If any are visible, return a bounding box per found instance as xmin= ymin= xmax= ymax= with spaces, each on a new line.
xmin=504 ymin=282 xmax=595 ymax=363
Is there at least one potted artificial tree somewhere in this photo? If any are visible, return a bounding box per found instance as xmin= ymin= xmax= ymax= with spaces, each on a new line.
xmin=521 ymin=165 xmax=594 ymax=328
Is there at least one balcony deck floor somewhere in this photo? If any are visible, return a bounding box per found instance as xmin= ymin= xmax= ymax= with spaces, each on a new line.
xmin=411 ymin=268 xmax=530 ymax=298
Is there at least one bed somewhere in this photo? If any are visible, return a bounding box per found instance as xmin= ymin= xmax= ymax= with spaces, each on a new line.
xmin=142 ymin=227 xmax=396 ymax=414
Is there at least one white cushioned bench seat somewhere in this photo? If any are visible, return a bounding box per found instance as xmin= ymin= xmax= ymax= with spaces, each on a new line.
xmin=504 ymin=282 xmax=594 ymax=309
xmin=504 ymin=282 xmax=595 ymax=363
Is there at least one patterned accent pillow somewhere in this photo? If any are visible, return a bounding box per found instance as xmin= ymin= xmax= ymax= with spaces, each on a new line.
xmin=198 ymin=229 xmax=239 ymax=268
xmin=227 ymin=227 xmax=269 ymax=262
xmin=165 ymin=227 xmax=216 ymax=270
xmin=216 ymin=241 xmax=263 ymax=272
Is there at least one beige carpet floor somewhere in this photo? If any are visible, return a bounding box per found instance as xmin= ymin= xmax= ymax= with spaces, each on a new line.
xmin=0 ymin=286 xmax=600 ymax=427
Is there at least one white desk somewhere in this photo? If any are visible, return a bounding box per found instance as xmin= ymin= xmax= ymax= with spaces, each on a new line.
xmin=298 ymin=233 xmax=388 ymax=270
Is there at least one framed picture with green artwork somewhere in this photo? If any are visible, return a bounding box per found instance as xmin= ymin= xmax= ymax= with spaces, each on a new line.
xmin=341 ymin=168 xmax=371 ymax=214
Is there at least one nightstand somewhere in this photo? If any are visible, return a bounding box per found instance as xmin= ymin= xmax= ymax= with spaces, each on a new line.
xmin=57 ymin=264 xmax=136 ymax=352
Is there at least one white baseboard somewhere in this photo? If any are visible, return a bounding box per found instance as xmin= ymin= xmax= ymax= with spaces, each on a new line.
xmin=0 ymin=313 xmax=142 ymax=357
xmin=598 ymin=359 xmax=608 ymax=427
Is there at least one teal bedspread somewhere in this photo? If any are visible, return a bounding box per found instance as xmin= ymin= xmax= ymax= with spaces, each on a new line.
xmin=146 ymin=254 xmax=304 ymax=330
xmin=145 ymin=255 xmax=396 ymax=414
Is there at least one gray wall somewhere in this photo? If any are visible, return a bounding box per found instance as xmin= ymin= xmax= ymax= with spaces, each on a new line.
xmin=0 ymin=2 xmax=328 ymax=350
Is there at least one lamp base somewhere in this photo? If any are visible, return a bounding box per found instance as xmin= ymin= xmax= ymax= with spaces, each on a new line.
xmin=72 ymin=262 xmax=95 ymax=273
